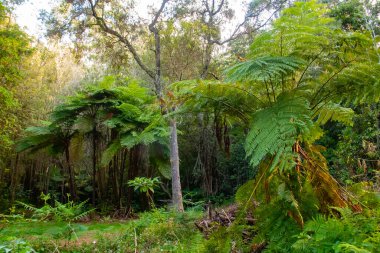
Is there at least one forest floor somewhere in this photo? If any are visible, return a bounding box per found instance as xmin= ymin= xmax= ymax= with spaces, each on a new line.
xmin=0 ymin=209 xmax=207 ymax=252
xmin=0 ymin=220 xmax=131 ymax=247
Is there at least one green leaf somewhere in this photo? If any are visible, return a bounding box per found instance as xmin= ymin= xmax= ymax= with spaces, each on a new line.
xmin=245 ymin=93 xmax=313 ymax=172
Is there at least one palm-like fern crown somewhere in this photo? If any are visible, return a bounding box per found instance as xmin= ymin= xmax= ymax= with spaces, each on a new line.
xmin=225 ymin=0 xmax=380 ymax=171
xmin=18 ymin=78 xmax=169 ymax=171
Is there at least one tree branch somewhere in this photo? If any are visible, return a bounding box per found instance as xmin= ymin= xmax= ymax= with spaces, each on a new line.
xmin=149 ymin=0 xmax=169 ymax=30
xmin=296 ymin=49 xmax=324 ymax=87
xmin=209 ymin=1 xmax=285 ymax=46
xmin=87 ymin=0 xmax=155 ymax=79
xmin=148 ymin=0 xmax=170 ymax=96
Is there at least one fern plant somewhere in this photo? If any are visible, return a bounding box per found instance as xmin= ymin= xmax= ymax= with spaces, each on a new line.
xmin=226 ymin=56 xmax=305 ymax=83
xmin=292 ymin=207 xmax=380 ymax=253
xmin=17 ymin=193 xmax=94 ymax=222
xmin=245 ymin=93 xmax=313 ymax=172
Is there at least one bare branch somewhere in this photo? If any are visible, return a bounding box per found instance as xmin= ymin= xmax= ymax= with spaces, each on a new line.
xmin=213 ymin=0 xmax=224 ymax=15
xmin=149 ymin=0 xmax=170 ymax=31
xmin=148 ymin=0 xmax=170 ymax=96
xmin=204 ymin=0 xmax=288 ymax=46
xmin=212 ymin=5 xmax=282 ymax=46
xmin=87 ymin=0 xmax=155 ymax=79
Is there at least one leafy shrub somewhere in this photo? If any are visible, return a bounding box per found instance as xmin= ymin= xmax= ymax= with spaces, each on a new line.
xmin=128 ymin=177 xmax=160 ymax=208
xmin=0 ymin=237 xmax=35 ymax=253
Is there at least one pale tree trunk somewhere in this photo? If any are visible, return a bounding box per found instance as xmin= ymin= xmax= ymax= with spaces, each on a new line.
xmin=88 ymin=0 xmax=184 ymax=211
xmin=169 ymin=118 xmax=184 ymax=211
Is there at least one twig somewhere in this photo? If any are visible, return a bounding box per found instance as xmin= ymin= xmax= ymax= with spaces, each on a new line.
xmin=134 ymin=227 xmax=138 ymax=253
xmin=52 ymin=241 xmax=61 ymax=253
xmin=222 ymin=209 xmax=232 ymax=225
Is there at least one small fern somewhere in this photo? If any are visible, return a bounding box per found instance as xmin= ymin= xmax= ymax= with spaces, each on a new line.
xmin=292 ymin=207 xmax=380 ymax=253
xmin=17 ymin=196 xmax=93 ymax=222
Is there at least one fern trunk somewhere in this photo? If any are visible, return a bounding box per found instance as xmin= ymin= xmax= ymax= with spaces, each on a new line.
xmin=118 ymin=149 xmax=127 ymax=208
xmin=92 ymin=127 xmax=97 ymax=206
xmin=65 ymin=146 xmax=77 ymax=200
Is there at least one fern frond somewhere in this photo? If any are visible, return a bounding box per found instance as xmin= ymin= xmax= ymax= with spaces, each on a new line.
xmin=72 ymin=208 xmax=95 ymax=221
xmin=313 ymin=103 xmax=354 ymax=126
xmin=101 ymin=139 xmax=122 ymax=166
xmin=226 ymin=56 xmax=305 ymax=83
xmin=245 ymin=93 xmax=313 ymax=172
xmin=328 ymin=63 xmax=380 ymax=104
xmin=16 ymin=201 xmax=38 ymax=212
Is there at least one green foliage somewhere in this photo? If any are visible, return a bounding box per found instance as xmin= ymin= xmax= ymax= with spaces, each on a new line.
xmin=348 ymin=182 xmax=380 ymax=209
xmin=0 ymin=237 xmax=35 ymax=253
xmin=128 ymin=177 xmax=160 ymax=194
xmin=236 ymin=182 xmax=380 ymax=252
xmin=0 ymin=2 xmax=33 ymax=167
xmin=292 ymin=208 xmax=380 ymax=253
xmin=17 ymin=193 xmax=94 ymax=222
xmin=329 ymin=0 xmax=367 ymax=31
xmin=229 ymin=0 xmax=380 ymax=108
xmin=52 ymin=78 xmax=170 ymax=165
xmin=16 ymin=122 xmax=74 ymax=155
xmin=313 ymin=103 xmax=354 ymax=126
xmin=245 ymin=93 xmax=313 ymax=172
xmin=226 ymin=56 xmax=305 ymax=83
xmin=0 ymin=86 xmax=19 ymax=154
xmin=0 ymin=3 xmax=32 ymax=87
xmin=14 ymin=209 xmax=205 ymax=253
xmin=126 ymin=209 xmax=205 ymax=253
xmin=128 ymin=177 xmax=161 ymax=208
xmin=322 ymin=103 xmax=380 ymax=183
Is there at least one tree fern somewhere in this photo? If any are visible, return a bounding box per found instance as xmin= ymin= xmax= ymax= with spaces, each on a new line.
xmin=226 ymin=56 xmax=305 ymax=83
xmin=245 ymin=93 xmax=313 ymax=172
xmin=327 ymin=63 xmax=380 ymax=104
xmin=16 ymin=123 xmax=74 ymax=155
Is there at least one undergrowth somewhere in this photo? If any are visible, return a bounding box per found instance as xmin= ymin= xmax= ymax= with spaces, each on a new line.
xmin=1 ymin=209 xmax=205 ymax=253
xmin=1 ymin=183 xmax=379 ymax=252
xmin=217 ymin=182 xmax=380 ymax=252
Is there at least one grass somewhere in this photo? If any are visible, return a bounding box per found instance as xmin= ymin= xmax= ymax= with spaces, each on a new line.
xmin=1 ymin=219 xmax=129 ymax=239
xmin=0 ymin=209 xmax=206 ymax=252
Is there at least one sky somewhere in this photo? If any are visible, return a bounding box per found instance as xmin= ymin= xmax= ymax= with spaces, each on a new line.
xmin=14 ymin=0 xmax=248 ymax=39
xmin=14 ymin=0 xmax=53 ymax=39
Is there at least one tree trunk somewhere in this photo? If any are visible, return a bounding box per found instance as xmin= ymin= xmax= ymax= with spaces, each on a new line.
xmin=169 ymin=118 xmax=184 ymax=212
xmin=126 ymin=146 xmax=140 ymax=210
xmin=10 ymin=153 xmax=19 ymax=205
xmin=65 ymin=146 xmax=77 ymax=200
xmin=118 ymin=149 xmax=127 ymax=208
xmin=92 ymin=127 xmax=97 ymax=206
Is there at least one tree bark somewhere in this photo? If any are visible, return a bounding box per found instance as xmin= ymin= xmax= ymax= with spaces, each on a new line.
xmin=10 ymin=153 xmax=19 ymax=205
xmin=92 ymin=127 xmax=97 ymax=206
xmin=118 ymin=148 xmax=127 ymax=208
xmin=169 ymin=119 xmax=184 ymax=211
xmin=65 ymin=146 xmax=77 ymax=200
